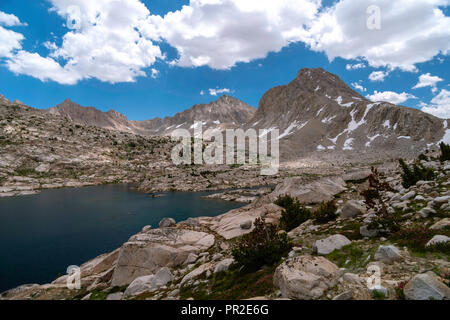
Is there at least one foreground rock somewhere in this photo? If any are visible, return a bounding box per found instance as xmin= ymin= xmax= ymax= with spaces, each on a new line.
xmin=181 ymin=263 xmax=213 ymax=287
xmin=374 ymin=245 xmax=403 ymax=264
xmin=111 ymin=228 xmax=215 ymax=286
xmin=270 ymin=176 xmax=346 ymax=204
xmin=426 ymin=235 xmax=450 ymax=247
xmin=430 ymin=218 xmax=450 ymax=230
xmin=273 ymin=255 xmax=340 ymax=300
xmin=123 ymin=267 xmax=173 ymax=297
xmin=0 ymin=284 xmax=40 ymax=299
xmin=214 ymin=258 xmax=234 ymax=274
xmin=195 ymin=203 xmax=282 ymax=240
xmin=52 ymin=248 xmax=119 ymax=288
xmin=404 ymin=273 xmax=450 ymax=300
xmin=313 ymin=234 xmax=351 ymax=255
xmin=340 ymin=200 xmax=366 ymax=219
xmin=106 ymin=292 xmax=123 ymax=300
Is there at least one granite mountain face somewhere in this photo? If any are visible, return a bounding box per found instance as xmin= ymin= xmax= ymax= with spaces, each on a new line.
xmin=247 ymin=68 xmax=449 ymax=161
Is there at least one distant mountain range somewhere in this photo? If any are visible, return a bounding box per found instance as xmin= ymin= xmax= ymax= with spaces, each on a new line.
xmin=46 ymin=95 xmax=256 ymax=136
xmin=3 ymin=68 xmax=449 ymax=161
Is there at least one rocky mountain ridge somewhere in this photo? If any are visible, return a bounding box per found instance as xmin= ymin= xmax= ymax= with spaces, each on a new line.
xmin=39 ymin=68 xmax=450 ymax=163
xmin=46 ymin=95 xmax=256 ymax=137
xmin=248 ymin=68 xmax=449 ymax=161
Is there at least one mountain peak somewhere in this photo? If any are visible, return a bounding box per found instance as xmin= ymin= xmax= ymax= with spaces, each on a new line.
xmin=62 ymin=98 xmax=76 ymax=105
xmin=293 ymin=67 xmax=363 ymax=100
xmin=214 ymin=94 xmax=242 ymax=105
xmin=296 ymin=67 xmax=328 ymax=78
xmin=251 ymin=68 xmax=446 ymax=160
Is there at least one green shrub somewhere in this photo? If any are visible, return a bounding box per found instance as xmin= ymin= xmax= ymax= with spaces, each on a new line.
xmin=440 ymin=142 xmax=450 ymax=162
xmin=371 ymin=290 xmax=386 ymax=300
xmin=427 ymin=242 xmax=450 ymax=254
xmin=314 ymin=201 xmax=338 ymax=224
xmin=274 ymin=194 xmax=295 ymax=209
xmin=367 ymin=210 xmax=401 ymax=236
xmin=391 ymin=226 xmax=434 ymax=252
xmin=179 ymin=265 xmax=277 ymax=300
xmin=275 ymin=195 xmax=312 ymax=231
xmin=418 ymin=153 xmax=429 ymax=161
xmin=232 ymin=218 xmax=292 ymax=273
xmin=399 ymin=159 xmax=435 ymax=188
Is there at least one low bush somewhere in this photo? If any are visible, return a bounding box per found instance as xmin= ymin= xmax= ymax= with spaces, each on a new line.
xmin=440 ymin=142 xmax=450 ymax=162
xmin=391 ymin=226 xmax=434 ymax=252
xmin=360 ymin=167 xmax=393 ymax=208
xmin=275 ymin=195 xmax=312 ymax=231
xmin=179 ymin=265 xmax=277 ymax=300
xmin=360 ymin=167 xmax=399 ymax=236
xmin=427 ymin=241 xmax=450 ymax=254
xmin=418 ymin=153 xmax=429 ymax=161
xmin=314 ymin=201 xmax=338 ymax=224
xmin=232 ymin=218 xmax=292 ymax=273
xmin=399 ymin=159 xmax=435 ymax=188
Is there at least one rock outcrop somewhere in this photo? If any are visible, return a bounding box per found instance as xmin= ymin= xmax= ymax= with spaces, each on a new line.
xmin=123 ymin=267 xmax=173 ymax=297
xmin=195 ymin=203 xmax=283 ymax=240
xmin=111 ymin=228 xmax=215 ymax=286
xmin=404 ymin=273 xmax=450 ymax=300
xmin=273 ymin=255 xmax=340 ymax=300
xmin=374 ymin=245 xmax=403 ymax=265
xmin=270 ymin=176 xmax=346 ymax=204
xmin=313 ymin=234 xmax=351 ymax=255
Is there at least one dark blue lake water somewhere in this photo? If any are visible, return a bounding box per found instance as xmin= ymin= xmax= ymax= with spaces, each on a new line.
xmin=0 ymin=184 xmax=244 ymax=292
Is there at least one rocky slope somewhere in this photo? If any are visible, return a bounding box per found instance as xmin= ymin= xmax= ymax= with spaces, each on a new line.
xmin=47 ymin=95 xmax=256 ymax=137
xmin=0 ymin=97 xmax=177 ymax=197
xmin=2 ymin=153 xmax=448 ymax=300
xmin=248 ymin=68 xmax=449 ymax=162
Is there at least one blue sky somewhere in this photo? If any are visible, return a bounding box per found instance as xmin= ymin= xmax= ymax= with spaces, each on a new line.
xmin=0 ymin=0 xmax=449 ymax=120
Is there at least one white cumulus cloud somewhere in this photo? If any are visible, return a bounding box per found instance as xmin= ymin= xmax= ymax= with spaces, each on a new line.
xmin=6 ymin=51 xmax=82 ymax=85
xmin=148 ymin=0 xmax=322 ymax=69
xmin=0 ymin=11 xmax=26 ymax=26
xmin=0 ymin=11 xmax=25 ymax=58
xmin=369 ymin=71 xmax=389 ymax=82
xmin=305 ymin=0 xmax=450 ymax=72
xmin=367 ymin=91 xmax=417 ymax=104
xmin=346 ymin=63 xmax=365 ymax=70
xmin=413 ymin=73 xmax=444 ymax=90
xmin=208 ymin=88 xmax=231 ymax=96
xmin=421 ymin=89 xmax=450 ymax=119
xmin=3 ymin=0 xmax=450 ymax=84
xmin=352 ymin=82 xmax=366 ymax=92
xmin=5 ymin=1 xmax=162 ymax=84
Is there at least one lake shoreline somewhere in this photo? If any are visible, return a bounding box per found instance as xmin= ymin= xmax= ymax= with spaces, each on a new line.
xmin=0 ymin=185 xmax=245 ymax=293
